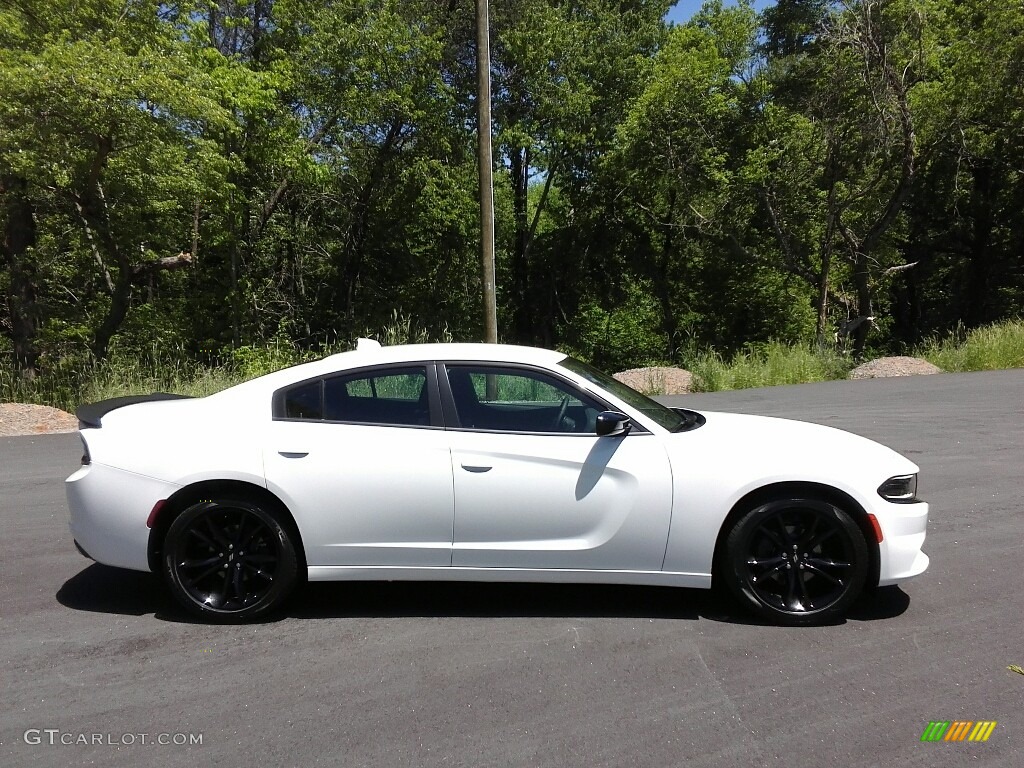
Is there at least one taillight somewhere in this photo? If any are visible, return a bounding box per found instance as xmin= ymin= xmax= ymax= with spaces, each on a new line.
xmin=147 ymin=500 xmax=167 ymax=529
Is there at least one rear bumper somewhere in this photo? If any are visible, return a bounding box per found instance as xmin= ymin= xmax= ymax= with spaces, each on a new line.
xmin=66 ymin=463 xmax=179 ymax=572
xmin=876 ymin=500 xmax=929 ymax=586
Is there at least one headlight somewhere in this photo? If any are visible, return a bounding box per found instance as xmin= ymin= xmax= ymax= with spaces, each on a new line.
xmin=878 ymin=473 xmax=917 ymax=502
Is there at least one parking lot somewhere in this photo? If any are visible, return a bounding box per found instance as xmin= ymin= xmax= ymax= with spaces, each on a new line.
xmin=2 ymin=369 xmax=1022 ymax=767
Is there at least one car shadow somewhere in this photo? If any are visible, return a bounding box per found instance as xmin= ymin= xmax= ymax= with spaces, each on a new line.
xmin=57 ymin=563 xmax=909 ymax=625
xmin=289 ymin=580 xmax=710 ymax=620
xmin=847 ymin=585 xmax=912 ymax=621
xmin=57 ymin=563 xmax=179 ymax=618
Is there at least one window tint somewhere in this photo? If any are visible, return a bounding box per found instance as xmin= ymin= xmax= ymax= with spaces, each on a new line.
xmin=282 ymin=380 xmax=322 ymax=420
xmin=323 ymin=367 xmax=429 ymax=426
xmin=558 ymin=356 xmax=686 ymax=432
xmin=445 ymin=366 xmax=602 ymax=433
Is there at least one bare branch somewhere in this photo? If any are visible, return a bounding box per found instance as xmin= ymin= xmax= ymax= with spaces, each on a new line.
xmin=880 ymin=260 xmax=919 ymax=277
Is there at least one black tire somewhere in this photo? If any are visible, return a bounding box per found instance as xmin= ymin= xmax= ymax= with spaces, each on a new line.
xmin=162 ymin=498 xmax=298 ymax=623
xmin=722 ymin=497 xmax=869 ymax=625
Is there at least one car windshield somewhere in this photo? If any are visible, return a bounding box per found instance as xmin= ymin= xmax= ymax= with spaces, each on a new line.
xmin=558 ymin=356 xmax=688 ymax=432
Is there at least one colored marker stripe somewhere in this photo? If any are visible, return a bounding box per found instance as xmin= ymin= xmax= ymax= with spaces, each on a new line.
xmin=969 ymin=721 xmax=997 ymax=742
xmin=944 ymin=721 xmax=972 ymax=741
xmin=920 ymin=721 xmax=996 ymax=742
xmin=921 ymin=722 xmax=949 ymax=741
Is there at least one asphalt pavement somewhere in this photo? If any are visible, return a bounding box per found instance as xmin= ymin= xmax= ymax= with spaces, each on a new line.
xmin=1 ymin=369 xmax=1022 ymax=767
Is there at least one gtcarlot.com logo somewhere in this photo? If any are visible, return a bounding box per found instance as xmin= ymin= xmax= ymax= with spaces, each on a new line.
xmin=920 ymin=721 xmax=997 ymax=742
xmin=24 ymin=729 xmax=203 ymax=746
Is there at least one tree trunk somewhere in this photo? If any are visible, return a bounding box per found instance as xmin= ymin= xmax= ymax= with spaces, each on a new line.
xmin=509 ymin=145 xmax=531 ymax=343
xmin=91 ymin=273 xmax=132 ymax=360
xmin=337 ymin=120 xmax=404 ymax=323
xmin=655 ymin=189 xmax=679 ymax=360
xmin=964 ymin=161 xmax=995 ymax=327
xmin=851 ymin=252 xmax=872 ymax=359
xmin=1 ymin=175 xmax=40 ymax=376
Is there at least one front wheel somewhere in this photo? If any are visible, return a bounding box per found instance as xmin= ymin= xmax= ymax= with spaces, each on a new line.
xmin=163 ymin=498 xmax=298 ymax=622
xmin=722 ymin=498 xmax=869 ymax=625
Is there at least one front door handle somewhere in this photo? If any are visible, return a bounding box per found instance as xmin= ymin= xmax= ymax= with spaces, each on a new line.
xmin=461 ymin=464 xmax=492 ymax=473
xmin=278 ymin=451 xmax=309 ymax=459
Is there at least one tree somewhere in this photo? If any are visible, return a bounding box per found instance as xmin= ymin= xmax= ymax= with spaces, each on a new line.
xmin=750 ymin=0 xmax=929 ymax=356
xmin=0 ymin=0 xmax=238 ymax=359
xmin=897 ymin=0 xmax=1024 ymax=340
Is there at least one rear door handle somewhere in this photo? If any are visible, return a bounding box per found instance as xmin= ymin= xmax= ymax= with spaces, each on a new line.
xmin=461 ymin=464 xmax=492 ymax=473
xmin=278 ymin=451 xmax=309 ymax=459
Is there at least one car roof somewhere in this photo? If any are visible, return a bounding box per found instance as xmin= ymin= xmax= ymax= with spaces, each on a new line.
xmin=214 ymin=342 xmax=570 ymax=401
xmin=321 ymin=342 xmax=567 ymax=368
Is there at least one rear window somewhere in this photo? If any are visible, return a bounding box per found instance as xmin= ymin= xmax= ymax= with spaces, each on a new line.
xmin=274 ymin=367 xmax=430 ymax=427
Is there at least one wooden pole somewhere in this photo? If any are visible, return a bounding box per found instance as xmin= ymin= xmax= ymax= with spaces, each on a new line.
xmin=476 ymin=0 xmax=497 ymax=344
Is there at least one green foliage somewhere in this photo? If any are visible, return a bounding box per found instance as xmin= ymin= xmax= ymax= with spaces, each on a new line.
xmin=1 ymin=0 xmax=1022 ymax=388
xmin=689 ymin=341 xmax=852 ymax=392
xmin=921 ymin=320 xmax=1024 ymax=372
xmin=558 ymin=280 xmax=667 ymax=372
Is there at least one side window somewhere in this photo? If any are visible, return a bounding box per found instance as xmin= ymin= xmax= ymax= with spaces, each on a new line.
xmin=445 ymin=366 xmax=602 ymax=433
xmin=282 ymin=380 xmax=322 ymax=420
xmin=323 ymin=367 xmax=429 ymax=426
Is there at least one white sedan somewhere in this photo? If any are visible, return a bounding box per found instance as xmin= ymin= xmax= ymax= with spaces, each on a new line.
xmin=66 ymin=341 xmax=929 ymax=624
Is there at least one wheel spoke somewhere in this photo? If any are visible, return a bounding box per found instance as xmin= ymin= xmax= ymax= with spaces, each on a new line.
xmin=243 ymin=553 xmax=276 ymax=564
xmin=205 ymin=517 xmax=231 ymax=549
xmin=776 ymin=515 xmax=791 ymax=543
xmin=755 ymin=524 xmax=784 ymax=548
xmin=185 ymin=562 xmax=224 ymax=585
xmin=803 ymin=561 xmax=843 ymax=586
xmin=750 ymin=561 xmax=786 ymax=584
xmin=795 ymin=570 xmax=811 ymax=606
xmin=805 ymin=556 xmax=850 ymax=570
xmin=201 ymin=567 xmax=229 ymax=608
xmin=232 ymin=565 xmax=245 ymax=602
xmin=188 ymin=527 xmax=218 ymax=549
xmin=807 ymin=527 xmax=839 ymax=550
xmin=748 ymin=554 xmax=786 ymax=568
xmin=797 ymin=516 xmax=820 ymax=548
xmin=784 ymin=565 xmax=802 ymax=610
xmin=180 ymin=555 xmax=221 ymax=570
xmin=242 ymin=563 xmax=274 ymax=582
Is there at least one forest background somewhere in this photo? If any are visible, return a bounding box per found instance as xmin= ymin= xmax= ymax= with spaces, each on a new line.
xmin=1 ymin=0 xmax=1022 ymax=404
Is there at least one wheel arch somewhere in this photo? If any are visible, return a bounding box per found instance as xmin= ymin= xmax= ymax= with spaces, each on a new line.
xmin=711 ymin=481 xmax=880 ymax=590
xmin=147 ymin=479 xmax=307 ymax=577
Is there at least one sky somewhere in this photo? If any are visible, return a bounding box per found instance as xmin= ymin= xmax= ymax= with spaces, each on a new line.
xmin=665 ymin=0 xmax=773 ymax=26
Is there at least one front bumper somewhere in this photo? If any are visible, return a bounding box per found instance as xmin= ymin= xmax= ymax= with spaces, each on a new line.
xmin=875 ymin=499 xmax=929 ymax=586
xmin=66 ymin=463 xmax=179 ymax=572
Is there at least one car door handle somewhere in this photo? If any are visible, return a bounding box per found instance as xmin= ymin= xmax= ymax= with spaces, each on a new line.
xmin=461 ymin=464 xmax=492 ymax=473
xmin=278 ymin=451 xmax=309 ymax=459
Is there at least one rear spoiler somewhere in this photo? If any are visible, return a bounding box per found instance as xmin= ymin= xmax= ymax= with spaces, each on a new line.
xmin=76 ymin=393 xmax=193 ymax=428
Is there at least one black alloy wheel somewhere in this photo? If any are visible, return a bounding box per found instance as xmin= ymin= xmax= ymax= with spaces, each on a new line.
xmin=163 ymin=498 xmax=298 ymax=622
xmin=723 ymin=498 xmax=869 ymax=625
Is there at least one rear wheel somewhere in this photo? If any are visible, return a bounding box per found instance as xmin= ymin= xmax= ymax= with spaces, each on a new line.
xmin=163 ymin=498 xmax=298 ymax=622
xmin=722 ymin=498 xmax=869 ymax=625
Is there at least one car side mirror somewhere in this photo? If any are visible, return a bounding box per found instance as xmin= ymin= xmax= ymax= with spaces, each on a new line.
xmin=595 ymin=411 xmax=631 ymax=437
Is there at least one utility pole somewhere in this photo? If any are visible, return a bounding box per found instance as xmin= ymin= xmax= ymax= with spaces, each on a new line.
xmin=476 ymin=0 xmax=498 ymax=344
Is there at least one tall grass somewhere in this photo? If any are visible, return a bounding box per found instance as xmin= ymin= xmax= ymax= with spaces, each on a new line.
xmin=3 ymin=318 xmax=1023 ymax=412
xmin=690 ymin=342 xmax=852 ymax=392
xmin=0 ymin=348 xmax=248 ymax=414
xmin=0 ymin=313 xmax=452 ymax=413
xmin=921 ymin=319 xmax=1024 ymax=372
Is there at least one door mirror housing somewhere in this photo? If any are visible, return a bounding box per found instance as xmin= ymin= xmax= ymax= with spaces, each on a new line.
xmin=595 ymin=411 xmax=631 ymax=437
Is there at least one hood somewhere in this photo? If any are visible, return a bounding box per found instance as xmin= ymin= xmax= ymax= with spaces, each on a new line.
xmin=671 ymin=409 xmax=919 ymax=489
